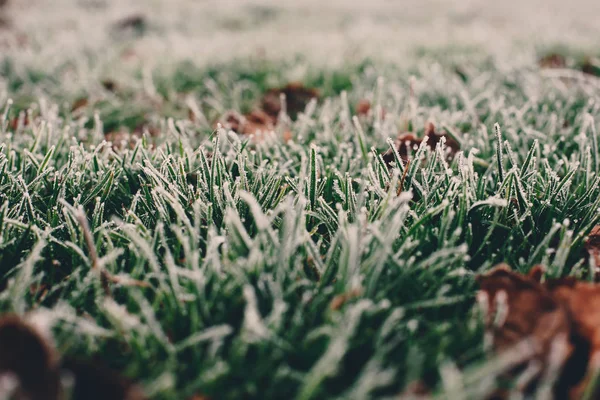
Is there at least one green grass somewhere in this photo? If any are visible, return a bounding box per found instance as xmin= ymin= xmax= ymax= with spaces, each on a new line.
xmin=1 ymin=53 xmax=600 ymax=399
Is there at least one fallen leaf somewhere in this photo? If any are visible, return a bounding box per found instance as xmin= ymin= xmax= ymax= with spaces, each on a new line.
xmin=585 ymin=226 xmax=600 ymax=274
xmin=381 ymin=133 xmax=422 ymax=168
xmin=216 ymin=110 xmax=276 ymax=141
xmin=101 ymin=80 xmax=117 ymax=92
xmin=382 ymin=122 xmax=460 ymax=169
xmin=475 ymin=264 xmax=573 ymax=395
xmin=539 ymin=53 xmax=567 ymax=69
xmin=261 ymin=82 xmax=319 ymax=120
xmin=544 ymin=277 xmax=600 ymax=398
xmin=0 ymin=314 xmax=60 ymax=400
xmin=71 ymin=97 xmax=89 ymax=112
xmin=113 ymin=15 xmax=146 ymax=34
xmin=355 ymin=99 xmax=386 ymax=119
xmin=423 ymin=122 xmax=460 ymax=160
xmin=580 ymin=58 xmax=600 ymax=77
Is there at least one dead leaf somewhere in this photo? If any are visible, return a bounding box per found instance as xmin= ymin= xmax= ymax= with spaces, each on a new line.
xmin=475 ymin=264 xmax=573 ymax=395
xmin=382 ymin=122 xmax=459 ymax=169
xmin=580 ymin=58 xmax=600 ymax=77
xmin=381 ymin=133 xmax=422 ymax=168
xmin=585 ymin=226 xmax=600 ymax=274
xmin=216 ymin=110 xmax=276 ymax=141
xmin=0 ymin=314 xmax=60 ymax=400
xmin=544 ymin=277 xmax=600 ymax=398
xmin=261 ymin=83 xmax=319 ymax=120
xmin=71 ymin=97 xmax=89 ymax=112
xmin=539 ymin=53 xmax=567 ymax=69
xmin=101 ymin=80 xmax=117 ymax=92
xmin=423 ymin=122 xmax=460 ymax=161
xmin=355 ymin=99 xmax=386 ymax=119
xmin=113 ymin=15 xmax=146 ymax=34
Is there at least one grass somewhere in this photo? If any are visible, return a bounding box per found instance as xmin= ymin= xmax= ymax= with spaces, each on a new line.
xmin=2 ymin=48 xmax=600 ymax=399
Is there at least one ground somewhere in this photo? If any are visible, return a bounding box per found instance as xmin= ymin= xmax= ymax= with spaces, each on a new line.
xmin=1 ymin=0 xmax=600 ymax=399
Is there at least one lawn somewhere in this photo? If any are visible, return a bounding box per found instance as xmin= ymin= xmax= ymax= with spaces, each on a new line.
xmin=2 ymin=0 xmax=600 ymax=399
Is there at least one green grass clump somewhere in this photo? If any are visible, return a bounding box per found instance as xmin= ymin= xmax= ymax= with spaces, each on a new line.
xmin=1 ymin=55 xmax=600 ymax=399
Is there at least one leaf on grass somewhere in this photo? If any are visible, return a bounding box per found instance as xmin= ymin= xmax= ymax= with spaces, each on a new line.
xmin=355 ymin=99 xmax=386 ymax=119
xmin=475 ymin=264 xmax=573 ymax=396
xmin=382 ymin=122 xmax=460 ymax=168
xmin=101 ymin=80 xmax=117 ymax=92
xmin=112 ymin=15 xmax=146 ymax=37
xmin=261 ymin=82 xmax=319 ymax=120
xmin=544 ymin=277 xmax=600 ymax=398
xmin=0 ymin=314 xmax=147 ymax=400
xmin=0 ymin=314 xmax=60 ymax=400
xmin=585 ymin=225 xmax=600 ymax=271
xmin=580 ymin=57 xmax=600 ymax=77
xmin=538 ymin=53 xmax=567 ymax=69
xmin=476 ymin=264 xmax=571 ymax=356
xmin=71 ymin=97 xmax=89 ymax=113
xmin=216 ymin=110 xmax=277 ymax=142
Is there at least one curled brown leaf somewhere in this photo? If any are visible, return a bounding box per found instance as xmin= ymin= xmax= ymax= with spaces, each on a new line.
xmin=261 ymin=83 xmax=319 ymax=120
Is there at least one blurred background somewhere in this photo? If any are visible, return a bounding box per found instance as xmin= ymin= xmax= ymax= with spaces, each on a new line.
xmin=1 ymin=0 xmax=600 ymax=68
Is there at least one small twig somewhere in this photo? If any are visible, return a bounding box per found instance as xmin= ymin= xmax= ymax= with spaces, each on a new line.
xmin=398 ymin=159 xmax=410 ymax=195
xmin=75 ymin=207 xmax=150 ymax=294
xmin=75 ymin=207 xmax=111 ymax=296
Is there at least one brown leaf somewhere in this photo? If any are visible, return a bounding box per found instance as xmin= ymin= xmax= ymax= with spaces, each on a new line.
xmin=475 ymin=264 xmax=573 ymax=395
xmin=113 ymin=15 xmax=146 ymax=33
xmin=539 ymin=53 xmax=567 ymax=69
xmin=476 ymin=264 xmax=571 ymax=356
xmin=61 ymin=357 xmax=147 ymax=400
xmin=381 ymin=133 xmax=422 ymax=168
xmin=355 ymin=99 xmax=386 ymax=119
xmin=580 ymin=58 xmax=600 ymax=77
xmin=544 ymin=277 xmax=600 ymax=398
xmin=216 ymin=110 xmax=276 ymax=141
xmin=423 ymin=122 xmax=460 ymax=161
xmin=585 ymin=226 xmax=600 ymax=273
xmin=382 ymin=123 xmax=460 ymax=169
xmin=261 ymin=83 xmax=319 ymax=120
xmin=101 ymin=80 xmax=117 ymax=92
xmin=71 ymin=97 xmax=89 ymax=112
xmin=0 ymin=314 xmax=60 ymax=400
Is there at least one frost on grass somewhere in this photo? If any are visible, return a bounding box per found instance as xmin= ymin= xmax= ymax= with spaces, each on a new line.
xmin=2 ymin=9 xmax=600 ymax=397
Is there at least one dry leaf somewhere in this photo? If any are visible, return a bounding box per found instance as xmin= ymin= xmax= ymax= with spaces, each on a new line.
xmin=101 ymin=80 xmax=117 ymax=92
xmin=355 ymin=99 xmax=386 ymax=119
xmin=539 ymin=53 xmax=567 ymax=69
xmin=544 ymin=277 xmax=600 ymax=398
xmin=585 ymin=226 xmax=600 ymax=274
xmin=475 ymin=264 xmax=573 ymax=396
xmin=261 ymin=83 xmax=319 ymax=120
xmin=71 ymin=97 xmax=89 ymax=112
xmin=382 ymin=122 xmax=460 ymax=168
xmin=0 ymin=314 xmax=60 ymax=400
xmin=113 ymin=15 xmax=146 ymax=33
